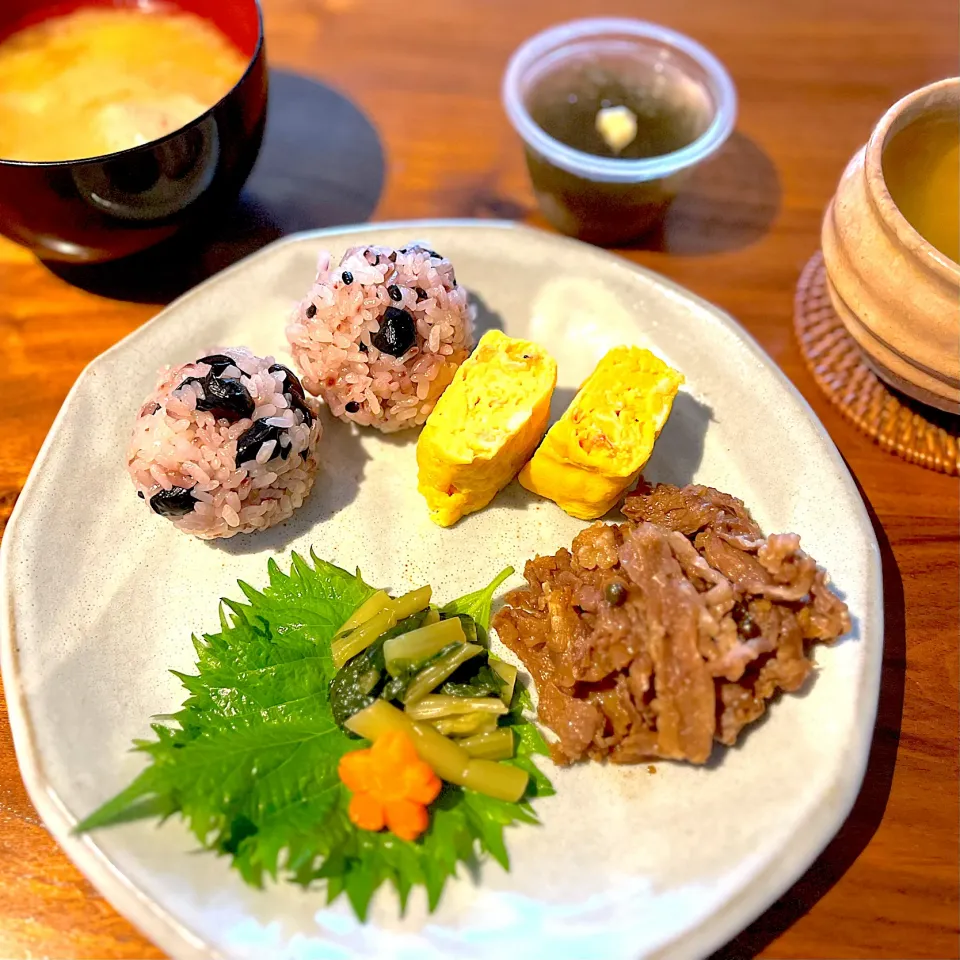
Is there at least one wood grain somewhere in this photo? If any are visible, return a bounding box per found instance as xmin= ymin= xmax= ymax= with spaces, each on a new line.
xmin=0 ymin=0 xmax=957 ymax=957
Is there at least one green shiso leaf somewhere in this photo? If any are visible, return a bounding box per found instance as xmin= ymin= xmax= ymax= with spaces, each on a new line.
xmin=74 ymin=553 xmax=551 ymax=918
xmin=440 ymin=566 xmax=513 ymax=632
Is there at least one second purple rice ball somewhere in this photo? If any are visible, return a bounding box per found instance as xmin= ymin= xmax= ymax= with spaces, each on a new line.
xmin=286 ymin=242 xmax=474 ymax=432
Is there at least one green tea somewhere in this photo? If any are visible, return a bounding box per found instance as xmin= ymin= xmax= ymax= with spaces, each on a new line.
xmin=883 ymin=110 xmax=960 ymax=264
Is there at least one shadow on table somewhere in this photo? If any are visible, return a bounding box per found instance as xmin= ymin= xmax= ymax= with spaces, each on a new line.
xmin=45 ymin=69 xmax=385 ymax=303
xmin=709 ymin=475 xmax=905 ymax=960
xmin=636 ymin=132 xmax=781 ymax=256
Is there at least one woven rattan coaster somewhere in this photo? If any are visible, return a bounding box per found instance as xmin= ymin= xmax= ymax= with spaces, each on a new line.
xmin=794 ymin=252 xmax=958 ymax=476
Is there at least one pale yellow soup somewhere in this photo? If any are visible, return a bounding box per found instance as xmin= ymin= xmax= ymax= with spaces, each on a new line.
xmin=883 ymin=111 xmax=960 ymax=265
xmin=0 ymin=7 xmax=249 ymax=162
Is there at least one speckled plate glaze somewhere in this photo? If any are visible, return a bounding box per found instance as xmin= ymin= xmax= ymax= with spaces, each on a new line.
xmin=1 ymin=221 xmax=881 ymax=960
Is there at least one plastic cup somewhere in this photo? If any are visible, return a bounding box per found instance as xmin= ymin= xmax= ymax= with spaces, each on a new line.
xmin=502 ymin=18 xmax=737 ymax=245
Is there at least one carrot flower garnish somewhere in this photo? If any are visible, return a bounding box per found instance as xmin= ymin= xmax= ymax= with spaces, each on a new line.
xmin=338 ymin=730 xmax=442 ymax=841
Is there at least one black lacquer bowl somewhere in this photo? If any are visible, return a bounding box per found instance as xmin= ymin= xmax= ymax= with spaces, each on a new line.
xmin=0 ymin=0 xmax=267 ymax=264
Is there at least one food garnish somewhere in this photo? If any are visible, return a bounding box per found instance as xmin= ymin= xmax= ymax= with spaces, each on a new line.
xmin=493 ymin=481 xmax=851 ymax=766
xmin=326 ymin=565 xmax=533 ymax=808
xmin=519 ymin=346 xmax=684 ymax=520
xmin=75 ymin=553 xmax=552 ymax=919
xmin=338 ymin=730 xmax=441 ymax=841
xmin=417 ymin=329 xmax=558 ymax=526
xmin=595 ymin=104 xmax=639 ymax=155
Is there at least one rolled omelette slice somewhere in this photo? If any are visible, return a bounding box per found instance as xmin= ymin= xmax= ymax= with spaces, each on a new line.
xmin=417 ymin=329 xmax=557 ymax=527
xmin=519 ymin=346 xmax=684 ymax=520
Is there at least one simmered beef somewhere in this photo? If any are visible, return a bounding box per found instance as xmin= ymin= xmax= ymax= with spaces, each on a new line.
xmin=492 ymin=482 xmax=850 ymax=766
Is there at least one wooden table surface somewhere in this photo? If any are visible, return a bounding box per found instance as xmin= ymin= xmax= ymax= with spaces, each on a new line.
xmin=0 ymin=0 xmax=957 ymax=957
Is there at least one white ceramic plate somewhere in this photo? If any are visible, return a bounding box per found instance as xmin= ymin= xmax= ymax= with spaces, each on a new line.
xmin=1 ymin=221 xmax=881 ymax=960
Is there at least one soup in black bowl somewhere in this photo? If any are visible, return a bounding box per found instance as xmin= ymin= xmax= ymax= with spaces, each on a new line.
xmin=0 ymin=0 xmax=267 ymax=263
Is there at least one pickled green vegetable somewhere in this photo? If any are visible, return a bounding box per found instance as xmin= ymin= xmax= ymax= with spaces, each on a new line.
xmin=443 ymin=612 xmax=478 ymax=645
xmin=459 ymin=728 xmax=515 ymax=760
xmin=490 ymin=660 xmax=517 ymax=705
xmin=334 ymin=590 xmax=391 ymax=639
xmin=329 ymin=610 xmax=429 ymax=727
xmin=432 ymin=712 xmax=500 ymax=737
xmin=383 ymin=618 xmax=465 ymax=676
xmin=331 ymin=606 xmax=397 ymax=669
xmin=332 ymin=586 xmax=432 ymax=668
xmin=459 ymin=758 xmax=528 ymax=803
xmin=439 ymin=662 xmax=503 ymax=698
xmin=405 ymin=695 xmax=508 ymax=720
xmin=391 ymin=585 xmax=432 ymax=621
xmin=402 ymin=643 xmax=483 ymax=705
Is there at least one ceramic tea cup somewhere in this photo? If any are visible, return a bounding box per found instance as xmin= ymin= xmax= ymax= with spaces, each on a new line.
xmin=821 ymin=77 xmax=959 ymax=414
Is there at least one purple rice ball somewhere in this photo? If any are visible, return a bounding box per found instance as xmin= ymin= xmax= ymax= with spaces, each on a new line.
xmin=286 ymin=242 xmax=474 ymax=432
xmin=127 ymin=347 xmax=321 ymax=539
